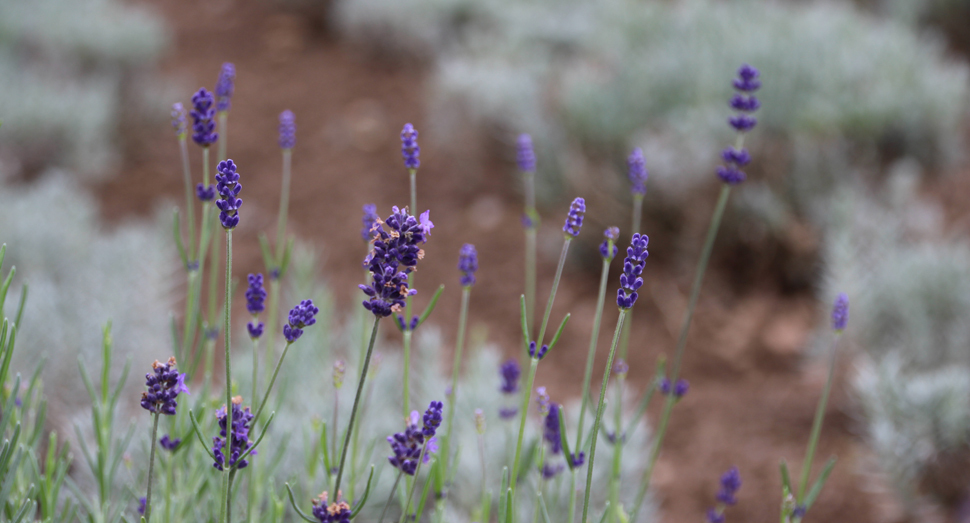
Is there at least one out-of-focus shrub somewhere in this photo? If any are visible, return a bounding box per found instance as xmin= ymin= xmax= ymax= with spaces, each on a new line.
xmin=0 ymin=0 xmax=169 ymax=175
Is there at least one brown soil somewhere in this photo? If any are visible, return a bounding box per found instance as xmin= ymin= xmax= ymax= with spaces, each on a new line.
xmin=94 ymin=0 xmax=898 ymax=521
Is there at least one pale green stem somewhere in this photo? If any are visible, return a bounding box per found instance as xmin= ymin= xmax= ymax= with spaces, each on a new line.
xmin=531 ymin=444 xmax=547 ymax=523
xmin=402 ymin=330 xmax=412 ymax=419
xmin=179 ymin=137 xmax=196 ymax=261
xmin=334 ymin=317 xmax=381 ymax=495
xmin=630 ymin=184 xmax=733 ymax=521
xmin=524 ymin=167 xmax=536 ymax=331
xmin=252 ymin=341 xmax=293 ymax=425
xmin=797 ymin=334 xmax=840 ymax=502
xmin=510 ymin=357 xmax=539 ymax=497
xmin=226 ymin=470 xmax=236 ymax=523
xmin=218 ymin=112 xmax=228 ymax=162
xmin=222 ymin=230 xmax=234 ymax=523
xmin=145 ymin=413 xmax=160 ymax=522
xmin=332 ymin=389 xmax=340 ymax=464
xmin=182 ymin=270 xmax=200 ymax=376
xmin=398 ymin=444 xmax=430 ymax=523
xmin=264 ymin=279 xmax=281 ymax=385
xmin=442 ymin=286 xmax=471 ymax=479
xmin=378 ymin=471 xmax=404 ymax=523
xmin=537 ymin=239 xmax=571 ymax=347
xmin=250 ymin=334 xmax=260 ymax=407
xmin=276 ymin=150 xmax=292 ymax=262
xmin=608 ymin=375 xmax=625 ymax=520
xmin=581 ymin=310 xmax=627 ymax=523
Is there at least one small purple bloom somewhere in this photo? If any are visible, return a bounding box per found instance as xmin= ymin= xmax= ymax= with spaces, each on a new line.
xmin=401 ymin=123 xmax=420 ymax=170
xmin=500 ymin=360 xmax=520 ymax=394
xmin=658 ymin=377 xmax=671 ymax=395
xmin=246 ymin=274 xmax=266 ymax=315
xmin=628 ymin=148 xmax=648 ymax=195
xmin=214 ymin=62 xmax=235 ymax=112
xmin=387 ymin=401 xmax=443 ymax=475
xmin=716 ymin=165 xmax=746 ymax=185
xmin=521 ymin=213 xmax=534 ymax=229
xmin=792 ymin=505 xmax=807 ymax=518
xmin=600 ymin=227 xmax=620 ymax=260
xmin=536 ymin=386 xmax=550 ymax=417
xmin=674 ymin=378 xmax=689 ymax=398
xmin=171 ymin=103 xmax=187 ymax=137
xmin=517 ymin=133 xmax=536 ymax=172
xmin=283 ymin=299 xmax=319 ymax=342
xmin=613 ymin=358 xmax=629 ymax=375
xmin=716 ymin=466 xmax=742 ymax=505
xmin=543 ymin=403 xmax=563 ymax=454
xmin=499 ymin=407 xmax=518 ymax=419
xmin=729 ymin=94 xmax=760 ymax=112
xmin=563 ymin=197 xmax=586 ymax=238
xmin=832 ymin=293 xmax=849 ymax=331
xmin=571 ymin=451 xmax=586 ymax=467
xmin=159 ymin=434 xmax=181 ymax=452
xmin=728 ymin=115 xmax=758 ymax=133
xmin=279 ymin=110 xmax=296 ymax=149
xmin=140 ymin=357 xmax=189 ymax=416
xmin=360 ymin=206 xmax=431 ymax=317
xmin=247 ymin=321 xmax=264 ymax=339
xmin=732 ymin=64 xmax=761 ymax=92
xmin=418 ymin=210 xmax=434 ymax=236
xmin=541 ymin=462 xmax=565 ymax=479
xmin=706 ymin=508 xmax=725 ymax=523
xmin=213 ymin=398 xmax=256 ymax=471
xmin=311 ymin=493 xmax=352 ymax=523
xmin=458 ymin=244 xmax=478 ymax=287
xmin=190 ymin=88 xmax=218 ymax=147
xmin=138 ymin=497 xmax=147 ymax=516
xmin=215 ymin=159 xmax=242 ymax=229
xmin=361 ymin=204 xmax=379 ymax=241
xmin=721 ymin=147 xmax=751 ymax=167
xmin=196 ymin=183 xmax=216 ymax=202
xmin=617 ymin=233 xmax=649 ymax=309
xmin=528 ymin=341 xmax=549 ymax=360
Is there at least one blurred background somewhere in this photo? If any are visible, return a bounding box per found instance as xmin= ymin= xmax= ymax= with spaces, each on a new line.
xmin=4 ymin=0 xmax=970 ymax=521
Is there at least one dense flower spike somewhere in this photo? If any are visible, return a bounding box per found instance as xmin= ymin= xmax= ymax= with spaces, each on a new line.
xmin=279 ymin=110 xmax=296 ymax=149
xmin=628 ymin=148 xmax=648 ymax=195
xmin=214 ymin=62 xmax=235 ymax=112
xmin=500 ymin=360 xmax=520 ymax=394
xmin=171 ymin=103 xmax=187 ymax=137
xmin=563 ymin=197 xmax=586 ymax=237
xmin=458 ymin=244 xmax=478 ymax=287
xmin=215 ymin=159 xmax=242 ymax=229
xmin=543 ymin=403 xmax=563 ymax=455
xmin=140 ymin=357 xmax=189 ymax=415
xmin=190 ymin=88 xmax=218 ymax=147
xmin=311 ymin=492 xmax=352 ymax=523
xmin=359 ymin=206 xmax=432 ymax=316
xmin=213 ymin=397 xmax=256 ymax=471
xmin=401 ymin=123 xmax=420 ymax=169
xmin=159 ymin=434 xmax=181 ymax=452
xmin=246 ymin=274 xmax=266 ymax=315
xmin=718 ymin=64 xmax=761 ymax=184
xmin=600 ymin=227 xmax=620 ymax=260
xmin=517 ymin=133 xmax=536 ymax=172
xmin=387 ymin=402 xmax=443 ymax=475
xmin=617 ymin=233 xmax=649 ymax=309
xmin=528 ymin=341 xmax=549 ymax=360
xmin=832 ymin=292 xmax=849 ymax=331
xmin=361 ymin=203 xmax=378 ymax=241
xmin=283 ymin=299 xmax=319 ymax=342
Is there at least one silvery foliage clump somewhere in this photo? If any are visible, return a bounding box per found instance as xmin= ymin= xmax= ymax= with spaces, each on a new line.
xmin=819 ymin=174 xmax=970 ymax=509
xmin=0 ymin=0 xmax=168 ymax=175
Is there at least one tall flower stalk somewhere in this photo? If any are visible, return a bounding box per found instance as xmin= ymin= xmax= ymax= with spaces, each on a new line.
xmin=139 ymin=358 xmax=189 ymax=521
xmin=518 ymin=134 xmax=538 ymax=332
xmin=400 ymin=123 xmax=421 ymax=418
xmin=631 ymin=63 xmax=761 ymax=521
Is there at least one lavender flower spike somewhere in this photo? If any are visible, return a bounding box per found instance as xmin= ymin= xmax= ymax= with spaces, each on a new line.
xmin=500 ymin=359 xmax=520 ymax=394
xmin=279 ymin=110 xmax=296 ymax=149
xmin=214 ymin=62 xmax=236 ymax=112
xmin=159 ymin=435 xmax=181 ymax=452
xmin=283 ymin=299 xmax=320 ymax=342
xmin=600 ymin=227 xmax=620 ymax=260
xmin=718 ymin=64 xmax=762 ymax=184
xmin=563 ymin=197 xmax=586 ymax=238
xmin=617 ymin=233 xmax=649 ymax=309
xmin=401 ymin=123 xmax=420 ymax=170
xmin=190 ymin=88 xmax=218 ymax=147
xmin=359 ymin=206 xmax=431 ymax=317
xmin=140 ymin=357 xmax=189 ymax=415
xmin=171 ymin=103 xmax=187 ymax=137
xmin=517 ymin=133 xmax=536 ymax=172
xmin=246 ymin=274 xmax=266 ymax=315
xmin=387 ymin=401 xmax=443 ymax=475
xmin=213 ymin=397 xmax=256 ymax=470
xmin=311 ymin=492 xmax=352 ymax=523
xmin=628 ymin=148 xmax=648 ymax=195
xmin=832 ymin=293 xmax=849 ymax=332
xmin=458 ymin=244 xmax=478 ymax=287
xmin=215 ymin=159 xmax=242 ymax=229
xmin=361 ymin=203 xmax=379 ymax=241
xmin=706 ymin=466 xmax=742 ymax=523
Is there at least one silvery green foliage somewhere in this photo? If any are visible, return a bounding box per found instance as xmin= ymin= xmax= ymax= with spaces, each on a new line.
xmin=0 ymin=0 xmax=168 ymax=174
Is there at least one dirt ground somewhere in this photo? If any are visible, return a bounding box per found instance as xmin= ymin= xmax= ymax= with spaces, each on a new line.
xmin=92 ymin=0 xmax=915 ymax=521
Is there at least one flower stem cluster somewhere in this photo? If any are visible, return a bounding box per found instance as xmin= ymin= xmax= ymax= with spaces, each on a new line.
xmin=628 ymin=148 xmax=648 ymax=196
xmin=458 ymin=244 xmax=478 ymax=287
xmin=562 ymin=197 xmax=586 ymax=238
xmin=279 ymin=110 xmax=296 ymax=150
xmin=401 ymin=123 xmax=420 ymax=169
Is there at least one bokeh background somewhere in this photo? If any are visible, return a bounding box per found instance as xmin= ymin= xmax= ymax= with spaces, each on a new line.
xmin=4 ymin=0 xmax=970 ymax=521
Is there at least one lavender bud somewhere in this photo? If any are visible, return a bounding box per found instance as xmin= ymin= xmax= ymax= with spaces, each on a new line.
xmin=500 ymin=360 xmax=520 ymax=394
xmin=474 ymin=408 xmax=486 ymax=434
xmin=190 ymin=88 xmax=218 ymax=147
xmin=716 ymin=466 xmax=742 ymax=505
xmin=517 ymin=133 xmax=536 ymax=172
xmin=245 ymin=274 xmax=266 ymax=315
xmin=196 ymin=183 xmax=216 ymax=202
xmin=562 ymin=197 xmax=586 ymax=238
xmin=171 ymin=103 xmax=187 ymax=137
xmin=140 ymin=357 xmax=189 ymax=416
xmin=674 ymin=378 xmax=689 ymax=398
xmin=628 ymin=148 xmax=648 ymax=195
xmin=613 ymin=358 xmax=629 ymax=376
xmin=283 ymin=299 xmax=319 ymax=342
xmin=159 ymin=434 xmax=181 ymax=452
xmin=278 ymin=110 xmax=296 ymax=149
xmin=832 ymin=292 xmax=849 ymax=332
xmin=247 ymin=321 xmax=264 ymax=340
xmin=215 ymin=159 xmax=242 ymax=229
xmin=543 ymin=403 xmax=562 ymax=454
xmin=214 ymin=62 xmax=235 ymax=112
xmin=600 ymin=227 xmax=620 ymax=260
xmin=401 ymin=123 xmax=420 ymax=170
xmin=528 ymin=341 xmax=549 ymax=360
xmin=458 ymin=244 xmax=479 ymax=287
xmin=617 ymin=233 xmax=649 ymax=309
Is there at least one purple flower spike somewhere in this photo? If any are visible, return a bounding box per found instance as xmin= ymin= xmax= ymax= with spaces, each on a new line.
xmin=717 ymin=64 xmax=761 ymax=184
xmin=312 ymin=493 xmax=352 ymax=523
xmin=600 ymin=227 xmax=620 ymax=260
xmin=190 ymin=88 xmax=218 ymax=147
xmin=213 ymin=397 xmax=256 ymax=471
xmin=628 ymin=148 xmax=648 ymax=195
xmin=196 ymin=183 xmax=216 ymax=202
xmin=159 ymin=434 xmax=181 ymax=452
xmin=140 ymin=357 xmax=189 ymax=416
xmin=544 ymin=403 xmax=563 ymax=454
xmin=361 ymin=204 xmax=379 ymax=241
xmin=171 ymin=103 xmax=187 ymax=137
xmin=245 ymin=274 xmax=266 ymax=315
xmin=458 ymin=244 xmax=478 ymax=287
xmin=215 ymin=159 xmax=242 ymax=229
xmin=500 ymin=360 xmax=520 ymax=394
xmin=563 ymin=197 xmax=586 ymax=238
xmin=674 ymin=378 xmax=689 ymax=398
xmin=138 ymin=497 xmax=147 ymax=516
xmin=517 ymin=133 xmax=536 ymax=172
xmin=278 ymin=110 xmax=296 ymax=149
xmin=617 ymin=233 xmax=649 ymax=309
xmin=247 ymin=321 xmax=264 ymax=340
xmin=733 ymin=64 xmax=761 ymax=92
xmin=283 ymin=299 xmax=319 ymax=342
xmin=360 ymin=206 xmax=431 ymax=317
xmin=832 ymin=293 xmax=849 ymax=331
xmin=387 ymin=401 xmax=443 ymax=476
xmin=215 ymin=62 xmax=235 ymax=112
xmin=401 ymin=123 xmax=420 ymax=170
xmin=716 ymin=466 xmax=742 ymax=505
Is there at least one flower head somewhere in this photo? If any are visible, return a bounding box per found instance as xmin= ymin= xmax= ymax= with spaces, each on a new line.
xmin=387 ymin=401 xmax=443 ymax=475
xmin=214 ymin=62 xmax=235 ymax=112
xmin=140 ymin=357 xmax=189 ymax=415
xmin=544 ymin=403 xmax=562 ymax=455
xmin=190 ymin=88 xmax=218 ymax=147
xmin=279 ymin=110 xmax=296 ymax=149
xmin=832 ymin=292 xmax=849 ymax=332
xmin=517 ymin=133 xmax=536 ymax=172
xmin=171 ymin=103 xmax=187 ymax=137
xmin=361 ymin=204 xmax=379 ymax=241
xmin=283 ymin=299 xmax=319 ymax=342
xmin=658 ymin=377 xmax=689 ymax=398
xmin=500 ymin=360 xmax=520 ymax=394
xmin=617 ymin=233 xmax=649 ymax=309
xmin=718 ymin=64 xmax=761 ymax=184
xmin=563 ymin=197 xmax=586 ymax=238
xmin=600 ymin=227 xmax=620 ymax=260
xmin=247 ymin=321 xmax=264 ymax=340
xmin=716 ymin=466 xmax=742 ymax=505
xmin=159 ymin=434 xmax=181 ymax=452
xmin=401 ymin=123 xmax=420 ymax=170
xmin=311 ymin=491 xmax=352 ymax=523
xmin=628 ymin=148 xmax=648 ymax=195
xmin=246 ymin=274 xmax=266 ymax=315
xmin=196 ymin=183 xmax=216 ymax=202
xmin=359 ymin=206 xmax=431 ymax=317
xmin=213 ymin=397 xmax=256 ymax=471
xmin=215 ymin=159 xmax=242 ymax=229
xmin=458 ymin=244 xmax=479 ymax=287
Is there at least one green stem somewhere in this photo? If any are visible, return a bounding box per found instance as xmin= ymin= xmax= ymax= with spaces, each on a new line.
xmin=179 ymin=137 xmax=196 ymax=261
xmin=442 ymin=286 xmax=471 ymax=478
xmin=145 ymin=413 xmax=160 ymax=522
xmin=510 ymin=357 xmax=539 ymax=497
xmin=182 ymin=270 xmax=200 ymax=376
xmin=630 ymin=184 xmax=732 ymax=521
xmin=531 ymin=444 xmax=547 ymax=523
xmin=334 ymin=317 xmax=381 ymax=496
xmin=252 ymin=341 xmax=293 ymax=425
xmin=536 ymin=239 xmax=571 ymax=347
xmin=797 ymin=334 xmax=840 ymax=502
xmin=264 ymin=279 xmax=281 ymax=386
xmin=222 ymin=230 xmax=234 ymax=523
xmin=226 ymin=470 xmax=236 ymax=523
xmin=378 ymin=471 xmax=404 ymax=523
xmin=581 ymin=310 xmax=627 ymax=523
xmin=398 ymin=444 xmax=430 ymax=523
xmin=568 ymin=470 xmax=578 ymax=523
xmin=402 ymin=330 xmax=412 ymax=419
xmin=332 ymin=389 xmax=340 ymax=464
xmin=218 ymin=112 xmax=228 ymax=162
xmin=250 ymin=334 xmax=260 ymax=408
xmin=608 ymin=375 xmax=625 ymax=519
xmin=276 ymin=150 xmax=292 ymax=262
